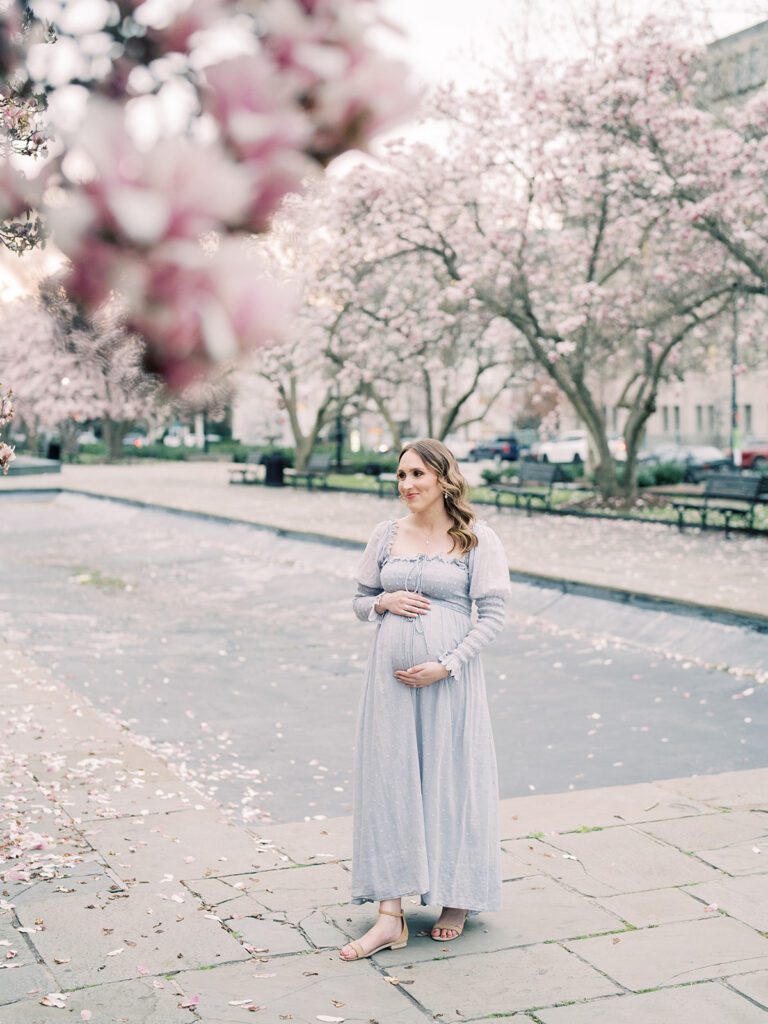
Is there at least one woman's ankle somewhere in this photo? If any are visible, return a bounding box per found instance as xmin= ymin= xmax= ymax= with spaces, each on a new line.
xmin=379 ymin=898 xmax=402 ymax=914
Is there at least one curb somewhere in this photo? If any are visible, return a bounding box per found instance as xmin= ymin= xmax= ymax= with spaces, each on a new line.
xmin=3 ymin=485 xmax=767 ymax=633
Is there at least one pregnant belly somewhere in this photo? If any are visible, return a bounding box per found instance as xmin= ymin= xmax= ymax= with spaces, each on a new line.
xmin=380 ymin=606 xmax=470 ymax=666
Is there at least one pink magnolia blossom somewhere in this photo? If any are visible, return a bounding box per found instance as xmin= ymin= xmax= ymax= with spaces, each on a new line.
xmin=2 ymin=0 xmax=415 ymax=387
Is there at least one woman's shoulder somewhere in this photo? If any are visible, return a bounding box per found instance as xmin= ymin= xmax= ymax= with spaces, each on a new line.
xmin=471 ymin=519 xmax=506 ymax=549
xmin=472 ymin=518 xmax=495 ymax=538
xmin=370 ymin=518 xmax=397 ymax=541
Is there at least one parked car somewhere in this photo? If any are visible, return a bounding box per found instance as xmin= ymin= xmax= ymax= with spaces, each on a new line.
xmin=536 ymin=430 xmax=627 ymax=465
xmin=468 ymin=436 xmax=520 ymax=462
xmin=77 ymin=429 xmax=99 ymax=446
xmin=122 ymin=431 xmax=147 ymax=448
xmin=733 ymin=437 xmax=768 ymax=471
xmin=638 ymin=443 xmax=730 ymax=482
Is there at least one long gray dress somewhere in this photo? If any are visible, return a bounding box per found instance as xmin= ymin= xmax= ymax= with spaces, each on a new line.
xmin=350 ymin=517 xmax=511 ymax=916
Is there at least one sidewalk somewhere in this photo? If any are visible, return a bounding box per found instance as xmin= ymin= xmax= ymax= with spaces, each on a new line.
xmin=1 ymin=461 xmax=766 ymax=619
xmin=3 ymin=645 xmax=768 ymax=1023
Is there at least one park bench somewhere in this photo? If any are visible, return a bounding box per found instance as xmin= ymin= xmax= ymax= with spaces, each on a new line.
xmin=671 ymin=472 xmax=763 ymax=537
xmin=284 ymin=453 xmax=332 ymax=490
xmin=376 ymin=471 xmax=399 ymax=498
xmin=490 ymin=462 xmax=565 ymax=516
xmin=228 ymin=452 xmax=263 ymax=485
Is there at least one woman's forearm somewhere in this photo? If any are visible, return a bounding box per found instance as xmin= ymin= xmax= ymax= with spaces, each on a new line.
xmin=353 ymin=582 xmax=387 ymax=622
xmin=438 ymin=594 xmax=507 ymax=679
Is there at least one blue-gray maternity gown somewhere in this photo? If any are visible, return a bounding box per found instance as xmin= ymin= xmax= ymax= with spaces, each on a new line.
xmin=350 ymin=517 xmax=511 ymax=915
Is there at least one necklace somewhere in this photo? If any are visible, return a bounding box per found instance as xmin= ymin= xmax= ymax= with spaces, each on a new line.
xmin=413 ymin=519 xmax=440 ymax=547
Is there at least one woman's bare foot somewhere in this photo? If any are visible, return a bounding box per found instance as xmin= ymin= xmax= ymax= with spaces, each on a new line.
xmin=339 ymin=901 xmax=403 ymax=960
xmin=431 ymin=906 xmax=468 ymax=940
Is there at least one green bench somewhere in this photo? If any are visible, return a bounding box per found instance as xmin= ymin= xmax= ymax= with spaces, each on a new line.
xmin=228 ymin=453 xmax=263 ymax=485
xmin=376 ymin=471 xmax=399 ymax=498
xmin=671 ymin=472 xmax=764 ymax=537
xmin=490 ymin=462 xmax=565 ymax=515
xmin=284 ymin=453 xmax=332 ymax=490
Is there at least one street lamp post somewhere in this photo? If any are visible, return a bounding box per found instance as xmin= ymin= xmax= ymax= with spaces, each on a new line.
xmin=731 ymin=300 xmax=741 ymax=468
xmin=334 ymin=384 xmax=344 ymax=473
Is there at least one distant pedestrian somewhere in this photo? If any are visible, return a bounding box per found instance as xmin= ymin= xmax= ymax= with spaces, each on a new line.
xmin=339 ymin=438 xmax=511 ymax=960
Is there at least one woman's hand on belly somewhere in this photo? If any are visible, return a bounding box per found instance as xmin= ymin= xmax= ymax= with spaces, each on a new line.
xmin=394 ymin=661 xmax=450 ymax=688
xmin=380 ymin=590 xmax=431 ymax=617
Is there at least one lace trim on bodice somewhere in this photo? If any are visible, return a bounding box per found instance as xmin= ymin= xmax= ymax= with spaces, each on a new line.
xmin=382 ymin=518 xmax=471 ymax=570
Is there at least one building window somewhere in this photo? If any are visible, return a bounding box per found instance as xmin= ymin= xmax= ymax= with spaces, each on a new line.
xmin=662 ymin=405 xmax=669 ymax=433
xmin=673 ymin=405 xmax=681 ymax=435
xmin=696 ymin=405 xmax=703 ymax=433
xmin=743 ymin=404 xmax=753 ymax=434
xmin=708 ymin=405 xmax=716 ymax=430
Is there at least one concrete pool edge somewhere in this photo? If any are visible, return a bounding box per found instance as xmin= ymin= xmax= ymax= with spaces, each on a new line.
xmin=4 ymin=484 xmax=767 ymax=634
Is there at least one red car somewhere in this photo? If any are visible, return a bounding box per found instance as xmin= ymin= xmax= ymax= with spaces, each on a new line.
xmin=731 ymin=438 xmax=768 ymax=470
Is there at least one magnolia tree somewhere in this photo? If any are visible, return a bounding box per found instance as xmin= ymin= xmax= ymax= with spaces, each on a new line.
xmin=0 ymin=384 xmax=14 ymax=472
xmin=243 ymin=175 xmax=524 ymax=464
xmin=39 ymin=279 xmax=162 ymax=458
xmin=0 ymin=285 xmax=159 ymax=458
xmin=593 ymin=23 xmax=768 ymax=339
xmin=0 ymin=0 xmax=413 ymax=388
xmin=321 ymin=19 xmax=762 ymax=500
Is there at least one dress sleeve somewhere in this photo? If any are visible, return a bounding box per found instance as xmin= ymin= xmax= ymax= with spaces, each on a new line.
xmin=438 ymin=522 xmax=510 ymax=680
xmin=352 ymin=520 xmax=392 ymax=623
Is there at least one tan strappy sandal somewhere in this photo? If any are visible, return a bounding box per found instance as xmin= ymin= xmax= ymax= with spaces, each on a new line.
xmin=339 ymin=907 xmax=408 ymax=960
xmin=431 ymin=909 xmax=469 ymax=941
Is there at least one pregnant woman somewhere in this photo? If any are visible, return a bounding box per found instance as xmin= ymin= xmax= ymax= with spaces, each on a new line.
xmin=339 ymin=438 xmax=511 ymax=961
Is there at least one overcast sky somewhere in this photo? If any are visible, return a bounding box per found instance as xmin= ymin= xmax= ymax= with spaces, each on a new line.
xmin=380 ymin=0 xmax=768 ymax=89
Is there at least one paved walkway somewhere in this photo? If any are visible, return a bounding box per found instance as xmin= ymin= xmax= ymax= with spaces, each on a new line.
xmin=2 ymin=463 xmax=767 ymax=1021
xmin=2 ymin=646 xmax=768 ymax=1023
xmin=2 ymin=461 xmax=766 ymax=618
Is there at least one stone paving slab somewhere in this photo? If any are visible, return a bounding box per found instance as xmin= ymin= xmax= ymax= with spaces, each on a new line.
xmin=284 ymin=907 xmax=351 ymax=950
xmin=595 ymin=886 xmax=713 ymax=927
xmin=384 ymin=941 xmax=620 ymax=1018
xmin=564 ymin=916 xmax=768 ymax=990
xmin=502 ymin=826 xmax=720 ymax=896
xmin=13 ymin=884 xmax=250 ymax=989
xmin=684 ymin=874 xmax=768 ymax=932
xmin=728 ymin=970 xmax=768 ymax=1009
xmin=7 ymin=863 xmax=126 ymax=909
xmin=535 ymin=980 xmax=768 ymax=1023
xmin=638 ymin=809 xmax=768 ymax=852
xmin=0 ymin=976 xmax=191 ymax=1023
xmin=171 ymin=953 xmax=428 ymax=1024
xmin=254 ymin=815 xmax=353 ymax=864
xmin=691 ymin=841 xmax=768 ymax=876
xmin=656 ymin=768 xmax=768 ymax=809
xmin=88 ymin=808 xmax=290 ymax=886
xmin=223 ymin=862 xmax=352 ymax=914
xmin=0 ymin=963 xmax=58 ymax=1008
xmin=499 ymin=782 xmax=710 ymax=839
xmin=220 ymin=912 xmax=312 ymax=956
xmin=23 ymin=745 xmax=202 ymax=821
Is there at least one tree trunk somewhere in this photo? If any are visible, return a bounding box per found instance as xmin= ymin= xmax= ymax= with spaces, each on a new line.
xmin=279 ymin=375 xmax=333 ymax=471
xmin=364 ymin=384 xmax=402 ymax=451
xmin=102 ymin=417 xmax=128 ymax=461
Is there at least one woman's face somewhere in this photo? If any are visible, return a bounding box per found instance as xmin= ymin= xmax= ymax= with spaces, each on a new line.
xmin=397 ymin=449 xmax=443 ymax=512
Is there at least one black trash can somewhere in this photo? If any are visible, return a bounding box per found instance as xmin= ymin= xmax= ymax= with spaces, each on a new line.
xmin=47 ymin=440 xmax=61 ymax=461
xmin=261 ymin=451 xmax=287 ymax=486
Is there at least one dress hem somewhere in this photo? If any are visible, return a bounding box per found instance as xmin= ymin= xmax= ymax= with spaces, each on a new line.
xmin=351 ymin=892 xmax=497 ymax=916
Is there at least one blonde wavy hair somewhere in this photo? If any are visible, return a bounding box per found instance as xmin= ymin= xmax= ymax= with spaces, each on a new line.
xmin=398 ymin=438 xmax=478 ymax=555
